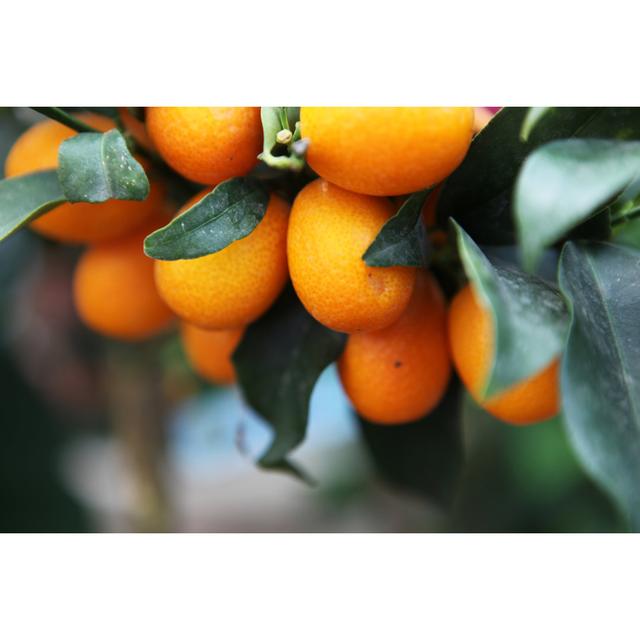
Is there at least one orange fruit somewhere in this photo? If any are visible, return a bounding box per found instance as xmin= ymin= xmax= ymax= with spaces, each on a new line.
xmin=146 ymin=107 xmax=262 ymax=185
xmin=5 ymin=113 xmax=164 ymax=244
xmin=181 ymin=322 xmax=244 ymax=385
xmin=73 ymin=223 xmax=174 ymax=341
xmin=287 ymin=179 xmax=416 ymax=334
xmin=338 ymin=270 xmax=451 ymax=424
xmin=448 ymin=284 xmax=560 ymax=426
xmin=301 ymin=107 xmax=474 ymax=196
xmin=154 ymin=190 xmax=289 ymax=329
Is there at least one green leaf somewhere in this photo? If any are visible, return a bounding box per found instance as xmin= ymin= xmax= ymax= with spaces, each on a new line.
xmin=258 ymin=107 xmax=305 ymax=171
xmin=362 ymin=189 xmax=431 ymax=267
xmin=438 ymin=107 xmax=640 ymax=246
xmin=520 ymin=107 xmax=554 ymax=142
xmin=453 ymin=220 xmax=569 ymax=399
xmin=144 ymin=177 xmax=269 ymax=260
xmin=359 ymin=381 xmax=464 ymax=507
xmin=233 ymin=291 xmax=346 ymax=475
xmin=559 ymin=241 xmax=640 ymax=530
xmin=0 ymin=171 xmax=66 ymax=242
xmin=58 ymin=129 xmax=149 ymax=203
xmin=515 ymin=139 xmax=640 ymax=271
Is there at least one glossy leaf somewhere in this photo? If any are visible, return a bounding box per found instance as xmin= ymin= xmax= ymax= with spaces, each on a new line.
xmin=453 ymin=221 xmax=568 ymax=399
xmin=0 ymin=171 xmax=66 ymax=242
xmin=363 ymin=189 xmax=431 ymax=267
xmin=438 ymin=107 xmax=640 ymax=246
xmin=515 ymin=139 xmax=640 ymax=271
xmin=233 ymin=291 xmax=346 ymax=476
xmin=520 ymin=107 xmax=553 ymax=142
xmin=144 ymin=178 xmax=269 ymax=260
xmin=58 ymin=129 xmax=149 ymax=203
xmin=359 ymin=381 xmax=464 ymax=507
xmin=559 ymin=241 xmax=640 ymax=530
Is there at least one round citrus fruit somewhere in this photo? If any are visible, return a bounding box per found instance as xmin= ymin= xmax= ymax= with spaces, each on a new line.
xmin=301 ymin=107 xmax=474 ymax=196
xmin=154 ymin=190 xmax=289 ymax=329
xmin=448 ymin=284 xmax=560 ymax=426
xmin=5 ymin=113 xmax=165 ymax=244
xmin=73 ymin=223 xmax=174 ymax=341
xmin=288 ymin=179 xmax=415 ymax=333
xmin=181 ymin=322 xmax=244 ymax=385
xmin=146 ymin=107 xmax=262 ymax=185
xmin=338 ymin=270 xmax=451 ymax=424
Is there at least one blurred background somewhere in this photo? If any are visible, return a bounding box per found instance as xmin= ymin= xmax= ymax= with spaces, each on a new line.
xmin=0 ymin=107 xmax=624 ymax=533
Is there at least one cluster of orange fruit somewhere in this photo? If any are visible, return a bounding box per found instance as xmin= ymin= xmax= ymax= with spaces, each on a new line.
xmin=5 ymin=107 xmax=559 ymax=427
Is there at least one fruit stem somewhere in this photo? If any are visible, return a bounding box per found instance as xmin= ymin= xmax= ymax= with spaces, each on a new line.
xmin=31 ymin=107 xmax=101 ymax=133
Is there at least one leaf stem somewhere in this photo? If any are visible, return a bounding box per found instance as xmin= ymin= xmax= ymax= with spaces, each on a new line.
xmin=611 ymin=205 xmax=640 ymax=226
xmin=31 ymin=107 xmax=101 ymax=133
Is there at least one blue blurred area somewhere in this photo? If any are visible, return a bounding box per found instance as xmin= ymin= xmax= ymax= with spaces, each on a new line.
xmin=168 ymin=365 xmax=358 ymax=474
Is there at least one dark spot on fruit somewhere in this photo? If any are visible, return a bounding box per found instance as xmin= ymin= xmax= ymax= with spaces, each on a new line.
xmin=394 ymin=360 xmax=402 ymax=368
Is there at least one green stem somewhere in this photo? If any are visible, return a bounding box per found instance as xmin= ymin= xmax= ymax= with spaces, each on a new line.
xmin=31 ymin=107 xmax=101 ymax=133
xmin=611 ymin=205 xmax=640 ymax=227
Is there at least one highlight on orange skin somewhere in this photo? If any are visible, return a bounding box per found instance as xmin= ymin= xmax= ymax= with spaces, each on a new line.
xmin=301 ymin=107 xmax=474 ymax=196
xmin=448 ymin=284 xmax=560 ymax=426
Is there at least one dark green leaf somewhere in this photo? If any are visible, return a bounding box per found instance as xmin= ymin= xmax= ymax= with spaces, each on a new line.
xmin=233 ymin=291 xmax=346 ymax=475
xmin=520 ymin=107 xmax=554 ymax=142
xmin=613 ymin=216 xmax=640 ymax=248
xmin=144 ymin=177 xmax=269 ymax=260
xmin=559 ymin=241 xmax=640 ymax=530
xmin=438 ymin=107 xmax=640 ymax=246
xmin=515 ymin=139 xmax=640 ymax=271
xmin=359 ymin=381 xmax=464 ymax=508
xmin=58 ymin=129 xmax=149 ymax=203
xmin=0 ymin=171 xmax=66 ymax=242
xmin=453 ymin=221 xmax=568 ymax=399
xmin=363 ymin=189 xmax=430 ymax=267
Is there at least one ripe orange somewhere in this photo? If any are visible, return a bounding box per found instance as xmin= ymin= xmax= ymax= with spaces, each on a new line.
xmin=301 ymin=107 xmax=474 ymax=196
xmin=154 ymin=190 xmax=289 ymax=329
xmin=73 ymin=223 xmax=174 ymax=341
xmin=448 ymin=284 xmax=560 ymax=426
xmin=146 ymin=107 xmax=262 ymax=185
xmin=338 ymin=271 xmax=451 ymax=424
xmin=5 ymin=113 xmax=165 ymax=244
xmin=287 ymin=179 xmax=416 ymax=334
xmin=180 ymin=322 xmax=244 ymax=385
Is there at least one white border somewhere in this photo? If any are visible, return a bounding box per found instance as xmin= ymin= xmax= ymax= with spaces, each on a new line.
xmin=0 ymin=534 xmax=637 ymax=639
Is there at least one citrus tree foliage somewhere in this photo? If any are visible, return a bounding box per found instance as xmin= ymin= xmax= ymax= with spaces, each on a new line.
xmin=3 ymin=107 xmax=640 ymax=529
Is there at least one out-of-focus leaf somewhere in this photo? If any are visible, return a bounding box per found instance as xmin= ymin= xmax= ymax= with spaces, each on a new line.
xmin=453 ymin=221 xmax=568 ymax=399
xmin=515 ymin=139 xmax=640 ymax=271
xmin=559 ymin=241 xmax=640 ymax=530
xmin=359 ymin=381 xmax=464 ymax=508
xmin=520 ymin=107 xmax=554 ymax=142
xmin=0 ymin=171 xmax=66 ymax=242
xmin=233 ymin=291 xmax=346 ymax=478
xmin=58 ymin=129 xmax=149 ymax=203
xmin=363 ymin=189 xmax=431 ymax=267
xmin=145 ymin=178 xmax=269 ymax=260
